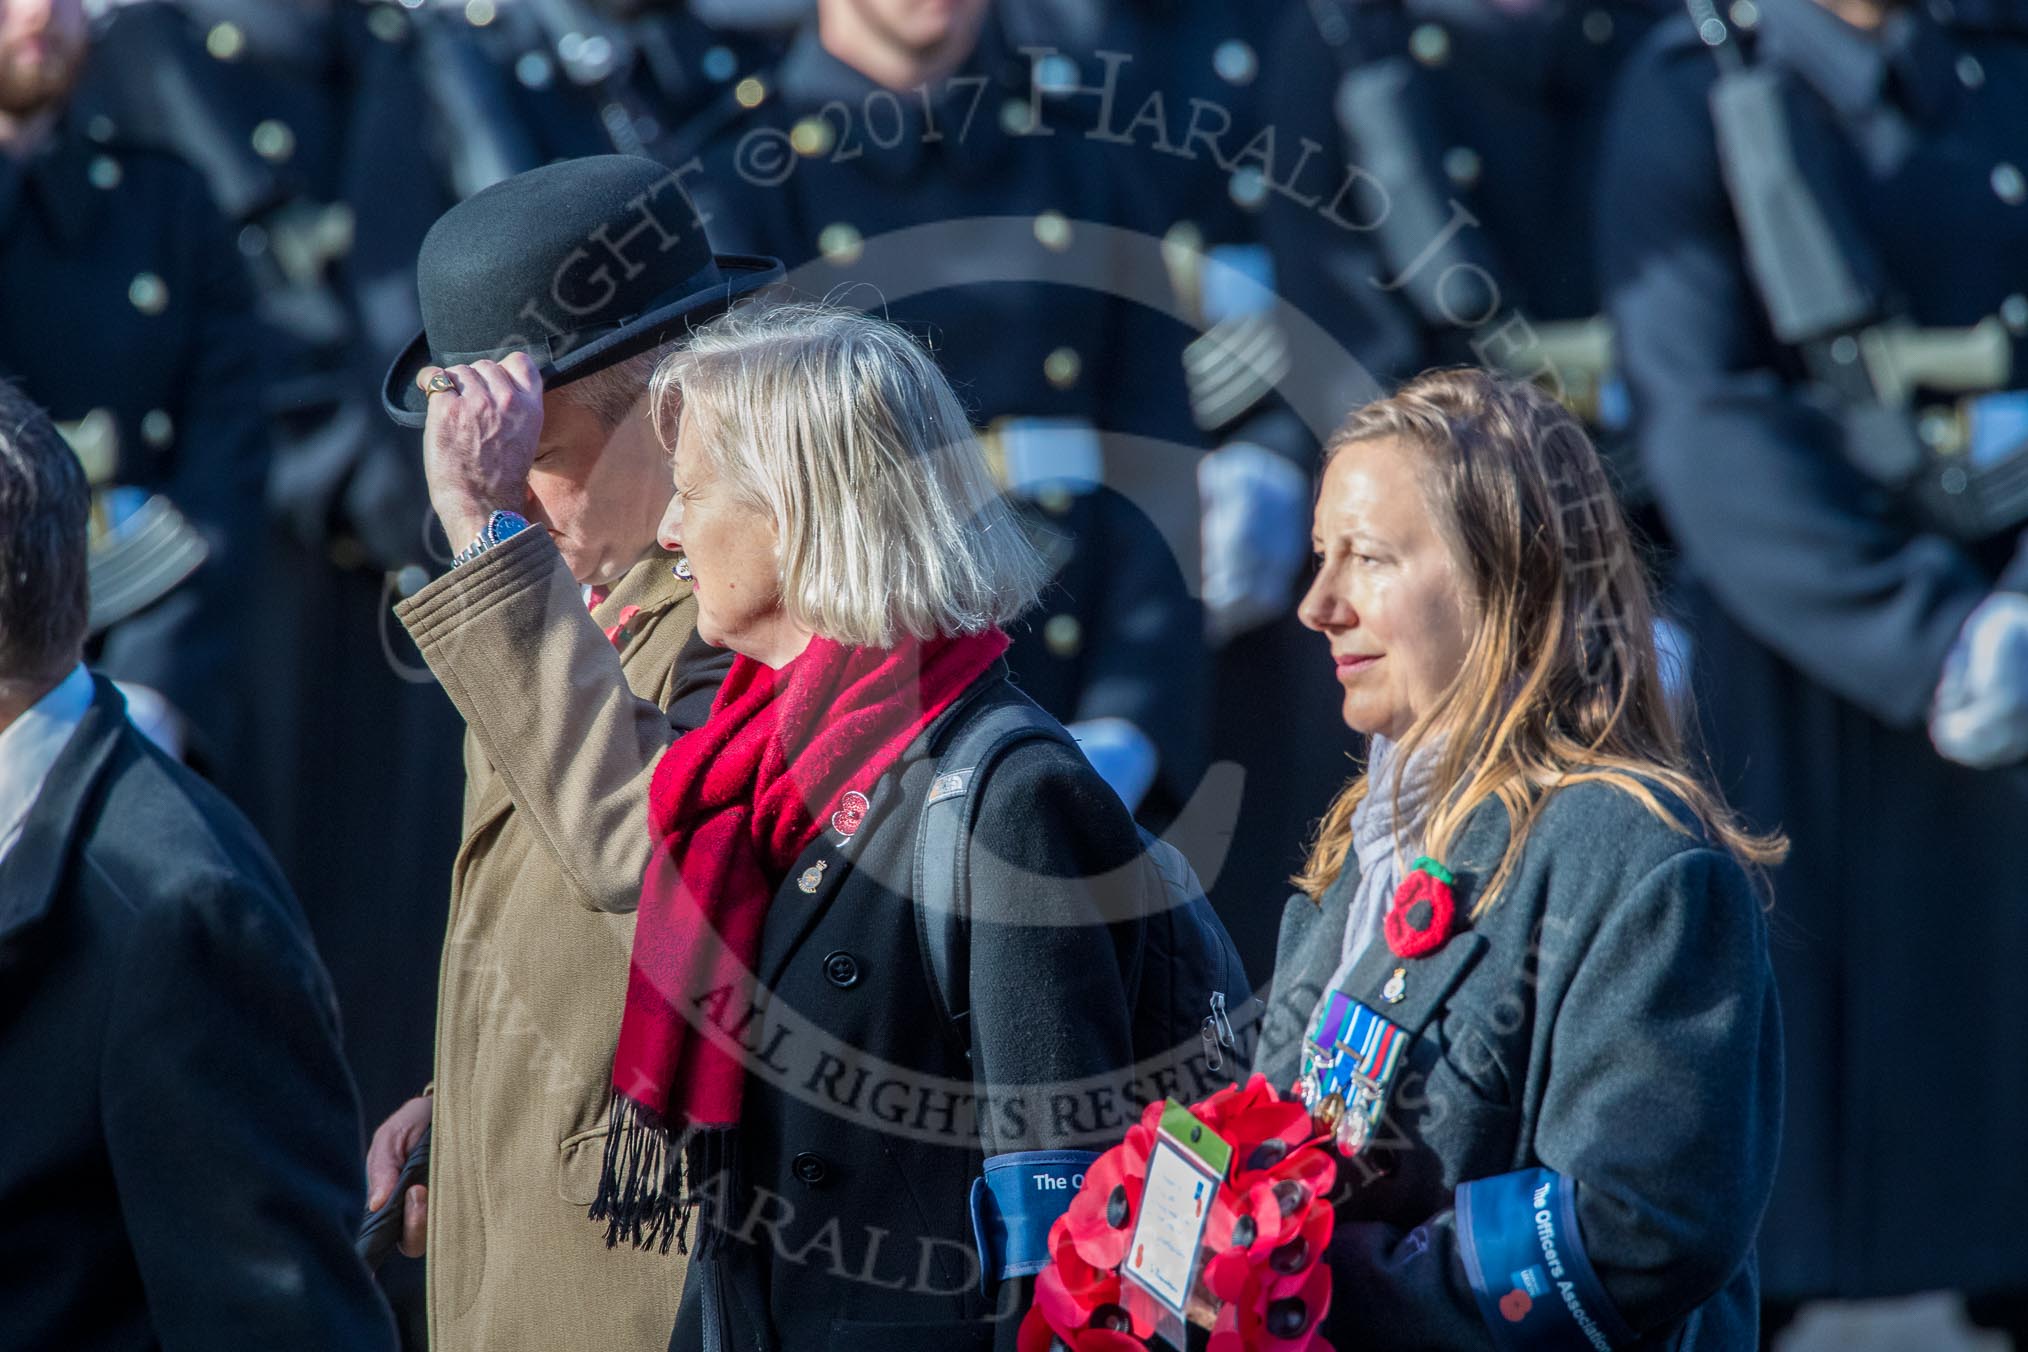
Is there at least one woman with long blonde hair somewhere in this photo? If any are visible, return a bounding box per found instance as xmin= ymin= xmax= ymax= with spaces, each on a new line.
xmin=1250 ymin=368 xmax=1785 ymax=1351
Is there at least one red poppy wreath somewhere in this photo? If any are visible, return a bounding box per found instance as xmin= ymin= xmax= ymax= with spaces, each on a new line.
xmin=1020 ymin=1075 xmax=1337 ymax=1352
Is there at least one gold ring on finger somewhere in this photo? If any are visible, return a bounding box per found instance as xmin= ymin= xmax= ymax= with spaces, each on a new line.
xmin=425 ymin=371 xmax=458 ymax=396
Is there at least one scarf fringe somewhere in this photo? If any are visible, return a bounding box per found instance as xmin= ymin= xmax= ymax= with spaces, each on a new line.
xmin=590 ymin=1095 xmax=734 ymax=1256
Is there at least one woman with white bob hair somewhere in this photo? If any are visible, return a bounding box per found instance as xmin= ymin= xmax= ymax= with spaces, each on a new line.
xmin=590 ymin=301 xmax=1159 ymax=1352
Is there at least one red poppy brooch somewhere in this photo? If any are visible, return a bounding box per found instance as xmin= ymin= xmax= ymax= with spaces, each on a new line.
xmin=1384 ymin=856 xmax=1460 ymax=960
xmin=1021 ymin=1075 xmax=1337 ymax=1352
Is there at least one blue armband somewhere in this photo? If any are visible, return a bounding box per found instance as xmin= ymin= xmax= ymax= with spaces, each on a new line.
xmin=968 ymin=1150 xmax=1100 ymax=1293
xmin=1456 ymin=1168 xmax=1636 ymax=1352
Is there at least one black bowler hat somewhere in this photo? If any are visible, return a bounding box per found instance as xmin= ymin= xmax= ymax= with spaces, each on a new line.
xmin=381 ymin=155 xmax=783 ymax=427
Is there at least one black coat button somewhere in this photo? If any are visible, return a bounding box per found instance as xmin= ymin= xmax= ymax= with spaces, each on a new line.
xmin=791 ymin=1151 xmax=831 ymax=1186
xmin=823 ymin=950 xmax=861 ymax=989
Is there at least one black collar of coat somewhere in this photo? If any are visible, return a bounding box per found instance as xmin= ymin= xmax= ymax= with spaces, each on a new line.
xmin=773 ymin=18 xmax=1031 ymax=181
xmin=0 ymin=675 xmax=128 ymax=943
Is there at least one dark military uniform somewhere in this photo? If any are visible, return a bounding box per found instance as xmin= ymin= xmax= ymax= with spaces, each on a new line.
xmin=0 ymin=121 xmax=264 ymax=775
xmin=1251 ymin=0 xmax=1664 ymax=469
xmin=996 ymin=2 xmax=1348 ymax=979
xmin=670 ymin=15 xmax=1208 ymax=814
xmin=69 ymin=9 xmax=467 ymax=1204
xmin=1599 ymin=0 xmax=2028 ymax=1310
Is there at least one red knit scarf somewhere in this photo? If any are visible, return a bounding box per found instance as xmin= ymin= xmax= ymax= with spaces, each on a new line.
xmin=592 ymin=628 xmax=1009 ymax=1251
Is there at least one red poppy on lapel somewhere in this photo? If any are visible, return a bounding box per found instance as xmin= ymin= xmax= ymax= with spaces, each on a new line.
xmin=1385 ymin=856 xmax=1459 ymax=959
xmin=830 ymin=790 xmax=870 ymax=837
xmin=601 ymin=604 xmax=642 ymax=649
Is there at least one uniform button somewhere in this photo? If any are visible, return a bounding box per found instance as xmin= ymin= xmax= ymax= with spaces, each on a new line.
xmin=701 ymin=44 xmax=738 ymax=83
xmin=1034 ymin=210 xmax=1072 ymax=251
xmin=792 ymin=116 xmax=835 ymax=157
xmin=1582 ymin=8 xmax=1615 ymax=42
xmin=818 ymin=222 xmax=863 ymax=267
xmin=1228 ymin=168 xmax=1268 ymax=210
xmin=1001 ymin=96 xmax=1036 ymax=136
xmin=791 ymin=1151 xmax=832 ymax=1186
xmin=88 ymin=155 xmax=121 ymax=190
xmin=86 ymin=115 xmax=117 ymax=144
xmin=1991 ymin=162 xmax=2026 ymax=206
xmin=1409 ymin=23 xmax=1451 ymax=67
xmin=1442 ymin=146 xmax=1482 ymax=189
xmin=516 ymin=51 xmax=554 ymax=88
xmin=206 ymin=21 xmax=246 ymax=61
xmin=129 ymin=272 xmax=170 ymax=316
xmin=251 ymin=119 xmax=295 ymax=164
xmin=141 ymin=410 xmax=174 ymax=449
xmin=1213 ymin=39 xmax=1258 ymax=85
xmin=823 ymin=950 xmax=861 ymax=989
xmin=367 ymin=5 xmax=408 ymax=43
xmin=1032 ymin=52 xmax=1080 ymax=94
xmin=1044 ymin=613 xmax=1083 ymax=658
xmin=464 ymin=0 xmax=497 ymax=24
xmin=1958 ymin=54 xmax=1985 ymax=89
xmin=734 ymin=75 xmax=767 ymax=109
xmin=1726 ymin=0 xmax=1759 ymax=30
xmin=1044 ymin=346 xmax=1082 ymax=389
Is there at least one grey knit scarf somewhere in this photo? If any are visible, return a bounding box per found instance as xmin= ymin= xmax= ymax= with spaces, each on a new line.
xmin=1320 ymin=735 xmax=1442 ymax=1002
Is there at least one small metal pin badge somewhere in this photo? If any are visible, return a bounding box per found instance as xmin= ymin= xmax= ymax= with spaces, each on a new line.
xmin=797 ymin=860 xmax=828 ymax=893
xmin=1383 ymin=967 xmax=1408 ymax=1005
xmin=671 ymin=555 xmax=693 ymax=580
xmin=830 ymin=790 xmax=870 ymax=838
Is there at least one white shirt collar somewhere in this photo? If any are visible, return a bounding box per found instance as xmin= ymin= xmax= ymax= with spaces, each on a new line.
xmin=0 ymin=663 xmax=95 ymax=868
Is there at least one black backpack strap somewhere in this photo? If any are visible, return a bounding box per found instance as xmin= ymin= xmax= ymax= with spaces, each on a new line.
xmin=912 ymin=691 xmax=1071 ymax=1062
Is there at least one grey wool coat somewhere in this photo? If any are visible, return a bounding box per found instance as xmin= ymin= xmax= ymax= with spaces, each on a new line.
xmin=1254 ymin=779 xmax=1782 ymax=1350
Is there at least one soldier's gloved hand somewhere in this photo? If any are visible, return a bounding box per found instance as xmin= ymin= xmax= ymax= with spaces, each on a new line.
xmin=1068 ymin=717 xmax=1158 ymax=812
xmin=1199 ymin=443 xmax=1310 ymax=646
xmin=1929 ymin=592 xmax=2028 ymax=769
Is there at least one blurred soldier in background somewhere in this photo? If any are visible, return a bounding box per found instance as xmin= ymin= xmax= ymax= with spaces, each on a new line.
xmin=1001 ymin=0 xmax=1343 ymax=973
xmin=1599 ymin=0 xmax=2028 ymax=1341
xmin=0 ymin=0 xmax=266 ymax=774
xmin=1257 ymin=0 xmax=1663 ymax=411
xmin=671 ymin=0 xmax=1209 ymax=827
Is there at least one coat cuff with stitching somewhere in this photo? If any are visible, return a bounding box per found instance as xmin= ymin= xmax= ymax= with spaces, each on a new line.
xmin=394 ymin=525 xmax=565 ymax=652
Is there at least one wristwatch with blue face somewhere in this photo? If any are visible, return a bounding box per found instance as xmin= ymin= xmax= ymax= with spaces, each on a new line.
xmin=450 ymin=509 xmax=531 ymax=570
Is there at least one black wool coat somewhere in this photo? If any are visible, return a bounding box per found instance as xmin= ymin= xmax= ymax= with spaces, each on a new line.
xmin=1254 ymin=780 xmax=1782 ymax=1351
xmin=670 ymin=672 xmax=1207 ymax=1352
xmin=0 ymin=680 xmax=395 ymax=1351
xmin=1598 ymin=0 xmax=2028 ymax=1300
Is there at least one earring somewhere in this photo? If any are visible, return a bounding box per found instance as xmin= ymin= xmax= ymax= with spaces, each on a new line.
xmin=672 ymin=555 xmax=693 ymax=580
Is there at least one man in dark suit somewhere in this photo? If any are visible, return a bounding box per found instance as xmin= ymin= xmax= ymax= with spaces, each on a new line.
xmin=0 ymin=380 xmax=394 ymax=1350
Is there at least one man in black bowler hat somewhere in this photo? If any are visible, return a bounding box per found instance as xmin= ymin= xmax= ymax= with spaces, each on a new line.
xmin=361 ymin=154 xmax=781 ymax=1351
